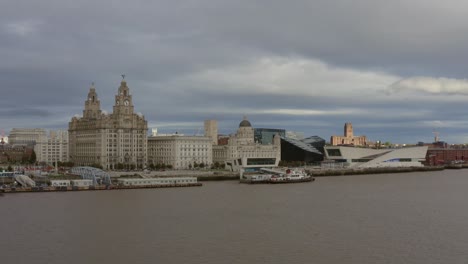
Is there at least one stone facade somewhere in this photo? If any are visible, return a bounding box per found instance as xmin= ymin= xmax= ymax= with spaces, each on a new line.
xmin=35 ymin=130 xmax=69 ymax=164
xmin=213 ymin=117 xmax=281 ymax=171
xmin=204 ymin=120 xmax=218 ymax=145
xmin=330 ymin=123 xmax=367 ymax=146
xmin=69 ymin=79 xmax=148 ymax=169
xmin=147 ymin=135 xmax=212 ymax=169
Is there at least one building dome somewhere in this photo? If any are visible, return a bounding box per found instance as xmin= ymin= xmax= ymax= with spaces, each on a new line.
xmin=239 ymin=117 xmax=252 ymax=127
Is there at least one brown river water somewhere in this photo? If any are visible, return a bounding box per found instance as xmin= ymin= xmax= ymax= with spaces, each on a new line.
xmin=1 ymin=169 xmax=468 ymax=264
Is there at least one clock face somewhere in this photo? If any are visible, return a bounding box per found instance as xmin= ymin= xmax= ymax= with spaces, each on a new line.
xmin=124 ymin=100 xmax=129 ymax=106
xmin=116 ymin=100 xmax=120 ymax=105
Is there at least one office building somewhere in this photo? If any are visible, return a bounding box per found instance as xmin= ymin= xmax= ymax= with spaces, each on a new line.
xmin=69 ymin=78 xmax=148 ymax=169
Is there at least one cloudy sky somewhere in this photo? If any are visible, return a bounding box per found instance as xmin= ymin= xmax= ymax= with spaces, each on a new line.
xmin=3 ymin=0 xmax=468 ymax=143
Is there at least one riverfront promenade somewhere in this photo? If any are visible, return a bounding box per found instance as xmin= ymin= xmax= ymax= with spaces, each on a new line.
xmin=110 ymin=166 xmax=446 ymax=181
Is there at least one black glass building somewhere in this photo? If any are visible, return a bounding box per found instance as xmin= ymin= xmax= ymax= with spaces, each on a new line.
xmin=254 ymin=128 xmax=286 ymax=145
xmin=280 ymin=136 xmax=325 ymax=163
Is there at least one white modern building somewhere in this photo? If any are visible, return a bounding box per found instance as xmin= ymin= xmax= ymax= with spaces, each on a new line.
xmin=213 ymin=117 xmax=281 ymax=172
xmin=147 ymin=134 xmax=213 ymax=169
xmin=324 ymin=146 xmax=428 ymax=168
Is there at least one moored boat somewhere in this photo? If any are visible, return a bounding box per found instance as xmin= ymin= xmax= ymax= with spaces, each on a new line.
xmin=269 ymin=168 xmax=314 ymax=184
xmin=241 ymin=168 xmax=314 ymax=184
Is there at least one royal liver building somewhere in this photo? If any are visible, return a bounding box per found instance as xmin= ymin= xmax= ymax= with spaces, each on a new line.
xmin=69 ymin=78 xmax=148 ymax=169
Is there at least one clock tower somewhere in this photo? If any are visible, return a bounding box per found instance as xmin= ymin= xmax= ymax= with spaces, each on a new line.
xmin=113 ymin=77 xmax=134 ymax=116
xmin=70 ymin=76 xmax=148 ymax=170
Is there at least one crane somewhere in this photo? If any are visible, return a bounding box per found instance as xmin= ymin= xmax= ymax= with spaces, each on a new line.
xmin=433 ymin=129 xmax=440 ymax=143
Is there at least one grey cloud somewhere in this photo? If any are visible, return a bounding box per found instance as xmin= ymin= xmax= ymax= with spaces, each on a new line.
xmin=2 ymin=0 xmax=468 ymax=143
xmin=388 ymin=77 xmax=468 ymax=95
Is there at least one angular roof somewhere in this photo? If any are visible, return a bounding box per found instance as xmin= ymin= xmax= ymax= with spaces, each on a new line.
xmin=281 ymin=136 xmax=322 ymax=155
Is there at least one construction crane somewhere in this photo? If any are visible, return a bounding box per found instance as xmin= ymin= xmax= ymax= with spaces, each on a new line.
xmin=433 ymin=129 xmax=440 ymax=143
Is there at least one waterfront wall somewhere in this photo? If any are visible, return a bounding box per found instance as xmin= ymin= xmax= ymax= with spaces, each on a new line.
xmin=308 ymin=166 xmax=444 ymax=177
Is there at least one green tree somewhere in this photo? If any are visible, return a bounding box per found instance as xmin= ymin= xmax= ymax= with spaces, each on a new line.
xmin=199 ymin=162 xmax=205 ymax=168
xmin=7 ymin=165 xmax=13 ymax=172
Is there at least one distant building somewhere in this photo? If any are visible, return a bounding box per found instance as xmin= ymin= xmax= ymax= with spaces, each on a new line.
xmin=213 ymin=117 xmax=281 ymax=172
xmin=204 ymin=120 xmax=218 ymax=145
xmin=254 ymin=128 xmax=286 ymax=145
xmin=426 ymin=148 xmax=468 ymax=165
xmin=147 ymin=135 xmax=212 ymax=169
xmin=0 ymin=144 xmax=32 ymax=164
xmin=8 ymin=129 xmax=68 ymax=164
xmin=35 ymin=130 xmax=69 ymax=164
xmin=69 ymin=79 xmax=148 ymax=169
xmin=330 ymin=123 xmax=367 ymax=146
xmin=8 ymin=128 xmax=47 ymax=146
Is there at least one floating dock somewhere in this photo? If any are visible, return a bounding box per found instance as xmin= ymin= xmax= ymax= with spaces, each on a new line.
xmin=0 ymin=182 xmax=202 ymax=194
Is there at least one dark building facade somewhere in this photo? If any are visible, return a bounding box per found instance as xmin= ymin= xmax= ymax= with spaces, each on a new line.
xmin=280 ymin=136 xmax=325 ymax=163
xmin=254 ymin=128 xmax=286 ymax=145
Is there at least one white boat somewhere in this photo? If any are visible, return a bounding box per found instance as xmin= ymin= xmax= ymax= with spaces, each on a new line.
xmin=241 ymin=168 xmax=314 ymax=184
xmin=268 ymin=168 xmax=314 ymax=183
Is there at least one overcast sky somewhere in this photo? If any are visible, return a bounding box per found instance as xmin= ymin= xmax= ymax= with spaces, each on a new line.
xmin=3 ymin=0 xmax=468 ymax=143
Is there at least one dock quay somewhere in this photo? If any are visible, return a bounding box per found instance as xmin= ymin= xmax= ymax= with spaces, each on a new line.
xmin=0 ymin=182 xmax=202 ymax=194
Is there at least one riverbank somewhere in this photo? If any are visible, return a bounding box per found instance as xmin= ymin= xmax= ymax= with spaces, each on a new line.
xmin=199 ymin=166 xmax=448 ymax=181
xmin=307 ymin=166 xmax=445 ymax=177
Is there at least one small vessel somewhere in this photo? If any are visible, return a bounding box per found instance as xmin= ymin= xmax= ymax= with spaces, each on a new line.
xmin=269 ymin=168 xmax=314 ymax=183
xmin=241 ymin=168 xmax=314 ymax=184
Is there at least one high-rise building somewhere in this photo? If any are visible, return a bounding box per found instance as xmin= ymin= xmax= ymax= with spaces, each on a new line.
xmin=69 ymin=78 xmax=148 ymax=169
xmin=204 ymin=120 xmax=218 ymax=145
